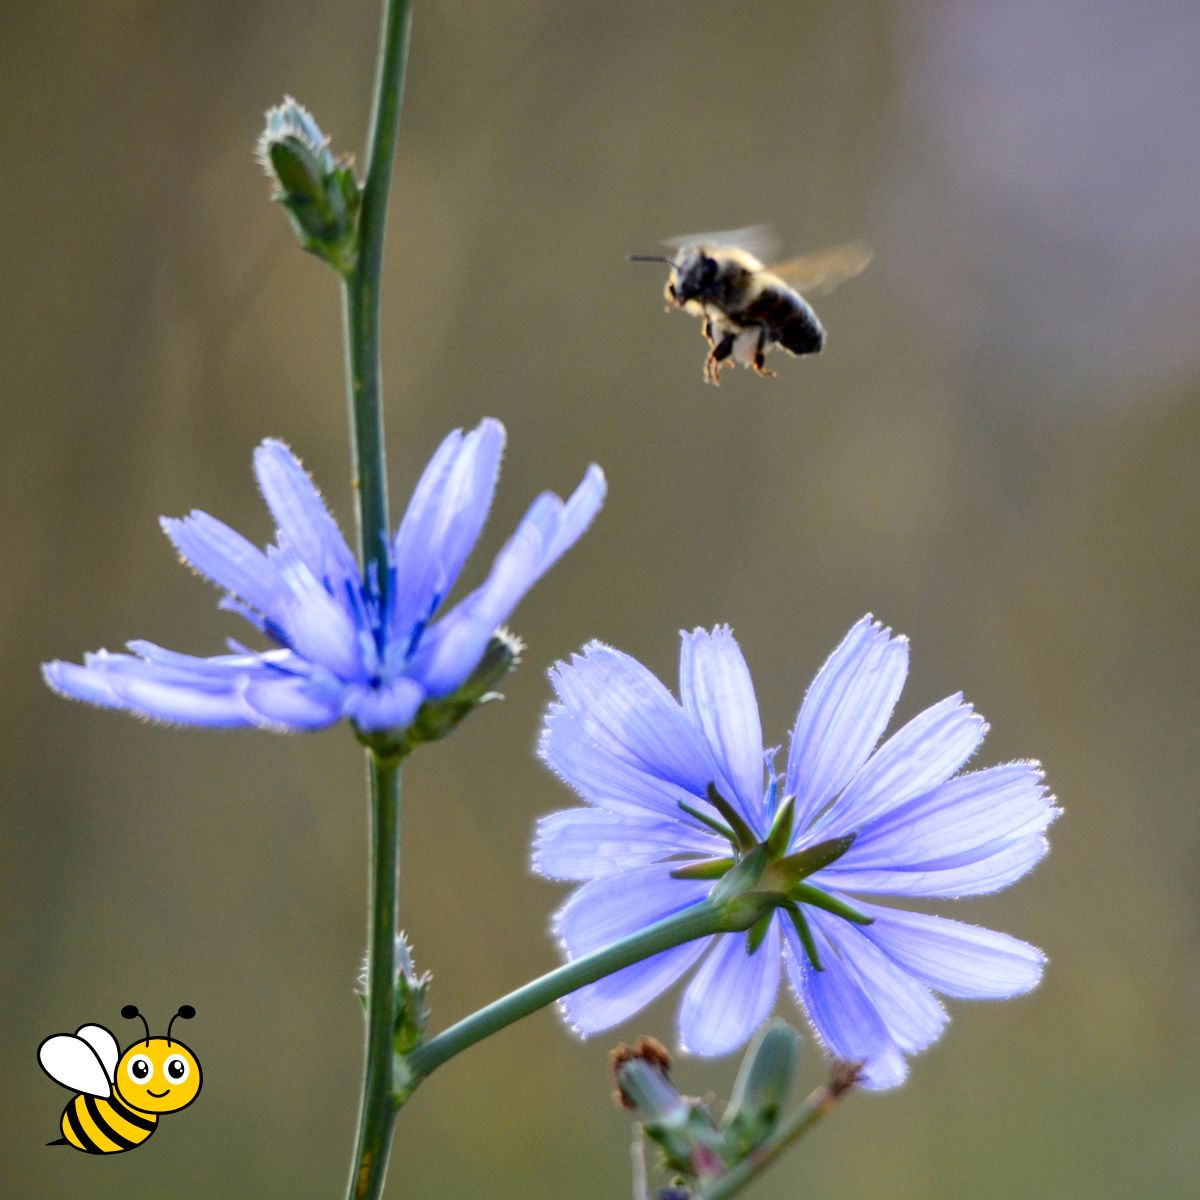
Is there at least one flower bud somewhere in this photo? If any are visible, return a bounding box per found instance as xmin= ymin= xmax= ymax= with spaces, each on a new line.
xmin=610 ymin=1039 xmax=725 ymax=1181
xmin=719 ymin=1020 xmax=799 ymax=1161
xmin=257 ymin=96 xmax=360 ymax=273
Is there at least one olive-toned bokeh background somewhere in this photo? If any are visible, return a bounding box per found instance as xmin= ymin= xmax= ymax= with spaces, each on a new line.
xmin=4 ymin=1 xmax=1198 ymax=1196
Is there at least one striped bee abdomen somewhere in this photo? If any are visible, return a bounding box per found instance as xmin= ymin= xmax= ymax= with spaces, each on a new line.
xmin=60 ymin=1093 xmax=158 ymax=1154
xmin=739 ymin=287 xmax=825 ymax=356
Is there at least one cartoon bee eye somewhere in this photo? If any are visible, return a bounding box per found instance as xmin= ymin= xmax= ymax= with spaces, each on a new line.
xmin=165 ymin=1055 xmax=190 ymax=1083
xmin=126 ymin=1054 xmax=153 ymax=1082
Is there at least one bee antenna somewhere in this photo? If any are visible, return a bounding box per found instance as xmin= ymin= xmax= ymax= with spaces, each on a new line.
xmin=628 ymin=254 xmax=677 ymax=266
xmin=121 ymin=1004 xmax=151 ymax=1045
xmin=166 ymin=1005 xmax=196 ymax=1045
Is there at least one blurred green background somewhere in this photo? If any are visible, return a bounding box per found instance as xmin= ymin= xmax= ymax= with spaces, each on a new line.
xmin=4 ymin=1 xmax=1198 ymax=1196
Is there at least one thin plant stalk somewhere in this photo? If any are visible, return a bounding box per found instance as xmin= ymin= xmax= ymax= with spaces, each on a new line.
xmin=346 ymin=753 xmax=405 ymax=1200
xmin=342 ymin=0 xmax=414 ymax=590
xmin=403 ymin=898 xmax=738 ymax=1089
xmin=341 ymin=3 xmax=414 ymax=1199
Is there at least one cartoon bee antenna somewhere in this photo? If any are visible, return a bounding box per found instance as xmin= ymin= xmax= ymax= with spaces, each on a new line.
xmin=40 ymin=1003 xmax=203 ymax=1154
xmin=121 ymin=1003 xmax=196 ymax=1045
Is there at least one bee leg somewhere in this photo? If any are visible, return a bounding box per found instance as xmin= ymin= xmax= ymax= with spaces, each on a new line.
xmin=703 ymin=317 xmax=716 ymax=347
xmin=752 ymin=328 xmax=776 ymax=378
xmin=705 ymin=332 xmax=736 ymax=385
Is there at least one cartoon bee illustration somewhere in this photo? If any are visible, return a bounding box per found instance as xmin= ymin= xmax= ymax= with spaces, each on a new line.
xmin=38 ymin=1004 xmax=202 ymax=1154
xmin=630 ymin=228 xmax=872 ymax=384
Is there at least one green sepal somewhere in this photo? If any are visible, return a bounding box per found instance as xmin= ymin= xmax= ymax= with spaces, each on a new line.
xmin=710 ymin=845 xmax=767 ymax=907
xmin=767 ymin=833 xmax=857 ymax=889
xmin=784 ymin=902 xmax=823 ymax=972
xmin=744 ymin=912 xmax=774 ymax=956
xmin=678 ymin=800 xmax=737 ymax=845
xmin=705 ymin=783 xmax=758 ymax=853
xmin=670 ymin=856 xmax=736 ymax=881
xmin=764 ymin=793 xmax=796 ymax=861
xmin=789 ymin=883 xmax=873 ymax=926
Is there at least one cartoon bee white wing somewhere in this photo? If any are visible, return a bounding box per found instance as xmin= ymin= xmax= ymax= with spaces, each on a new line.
xmin=767 ymin=241 xmax=873 ymax=295
xmin=75 ymin=1024 xmax=119 ymax=1084
xmin=37 ymin=1029 xmax=114 ymax=1098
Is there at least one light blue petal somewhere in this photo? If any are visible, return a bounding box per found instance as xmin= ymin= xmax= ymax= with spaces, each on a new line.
xmin=343 ymin=678 xmax=425 ymax=733
xmin=389 ymin=420 xmax=505 ymax=647
xmin=242 ymin=676 xmax=341 ymax=730
xmin=806 ymin=908 xmax=947 ymax=1055
xmin=404 ymin=607 xmax=499 ymax=698
xmin=270 ymin=550 xmax=367 ymax=681
xmin=106 ymin=673 xmax=262 ymax=727
xmin=536 ymin=464 xmax=607 ymax=572
xmin=540 ymin=704 xmax=717 ymax=823
xmin=253 ymin=440 xmax=359 ymax=590
xmin=783 ymin=921 xmax=908 ymax=1090
xmin=559 ymin=941 xmax=712 ymax=1036
xmin=547 ymin=643 xmax=723 ymax=801
xmin=678 ymin=627 xmax=766 ymax=834
xmin=815 ymin=838 xmax=1053 ymax=898
xmin=407 ymin=464 xmax=605 ymax=696
xmin=533 ymin=808 xmax=724 ymax=881
xmin=43 ymin=659 xmax=129 ymax=710
xmin=160 ymin=512 xmax=285 ymax=618
xmin=817 ymin=762 xmax=1059 ymax=896
xmin=678 ymin=920 xmax=781 ymax=1056
xmin=817 ymin=694 xmax=988 ymax=840
xmin=858 ymin=904 xmax=1046 ymax=999
xmin=786 ymin=617 xmax=909 ymax=833
xmin=554 ymin=863 xmax=712 ymax=958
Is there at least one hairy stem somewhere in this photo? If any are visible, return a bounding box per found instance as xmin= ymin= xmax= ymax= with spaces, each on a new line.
xmin=345 ymin=752 xmax=405 ymax=1200
xmin=341 ymin=5 xmax=414 ymax=1198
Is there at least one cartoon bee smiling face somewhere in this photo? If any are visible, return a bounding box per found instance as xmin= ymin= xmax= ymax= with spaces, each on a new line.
xmin=38 ymin=1004 xmax=202 ymax=1153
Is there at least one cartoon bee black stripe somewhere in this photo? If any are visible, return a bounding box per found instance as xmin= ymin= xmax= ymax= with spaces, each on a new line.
xmin=39 ymin=1004 xmax=202 ymax=1155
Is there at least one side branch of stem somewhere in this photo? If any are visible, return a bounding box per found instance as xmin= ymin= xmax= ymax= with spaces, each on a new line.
xmin=403 ymin=899 xmax=737 ymax=1087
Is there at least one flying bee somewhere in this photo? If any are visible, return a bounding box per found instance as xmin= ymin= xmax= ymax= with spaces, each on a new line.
xmin=631 ymin=229 xmax=872 ymax=384
xmin=38 ymin=1004 xmax=202 ymax=1154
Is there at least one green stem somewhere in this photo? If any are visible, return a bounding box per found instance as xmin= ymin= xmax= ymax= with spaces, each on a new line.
xmin=696 ymin=1077 xmax=852 ymax=1200
xmin=403 ymin=900 xmax=732 ymax=1087
xmin=342 ymin=0 xmax=414 ymax=588
xmin=345 ymin=752 xmax=405 ymax=1200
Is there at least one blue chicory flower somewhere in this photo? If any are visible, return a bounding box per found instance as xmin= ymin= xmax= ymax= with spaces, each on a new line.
xmin=534 ymin=617 xmax=1059 ymax=1088
xmin=44 ymin=419 xmax=605 ymax=735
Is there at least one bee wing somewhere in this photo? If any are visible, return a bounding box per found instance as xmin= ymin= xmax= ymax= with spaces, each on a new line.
xmin=766 ymin=240 xmax=873 ymax=295
xmin=75 ymin=1024 xmax=119 ymax=1084
xmin=663 ymin=225 xmax=779 ymax=262
xmin=37 ymin=1033 xmax=113 ymax=1097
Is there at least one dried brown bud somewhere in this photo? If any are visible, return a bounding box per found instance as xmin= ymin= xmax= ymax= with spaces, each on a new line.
xmin=610 ymin=1037 xmax=673 ymax=1109
xmin=829 ymin=1059 xmax=864 ymax=1098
